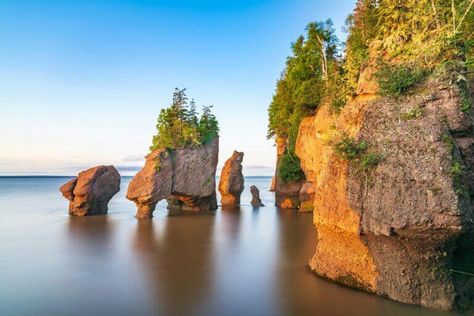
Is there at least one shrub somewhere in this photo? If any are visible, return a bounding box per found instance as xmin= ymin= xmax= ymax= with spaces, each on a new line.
xmin=334 ymin=136 xmax=367 ymax=160
xmin=334 ymin=135 xmax=381 ymax=172
xmin=402 ymin=106 xmax=423 ymax=120
xmin=278 ymin=150 xmax=305 ymax=183
xmin=329 ymin=97 xmax=346 ymax=115
xmin=375 ymin=63 xmax=428 ymax=97
xmin=360 ymin=152 xmax=381 ymax=170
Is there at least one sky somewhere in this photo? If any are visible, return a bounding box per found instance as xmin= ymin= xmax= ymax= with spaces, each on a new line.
xmin=0 ymin=0 xmax=355 ymax=176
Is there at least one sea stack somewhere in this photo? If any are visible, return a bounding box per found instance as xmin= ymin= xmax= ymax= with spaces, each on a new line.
xmin=127 ymin=138 xmax=219 ymax=219
xmin=59 ymin=165 xmax=120 ymax=216
xmin=218 ymin=151 xmax=245 ymax=206
xmin=250 ymin=185 xmax=264 ymax=207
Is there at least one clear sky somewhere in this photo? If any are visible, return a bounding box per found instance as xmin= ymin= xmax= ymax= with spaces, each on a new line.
xmin=0 ymin=0 xmax=355 ymax=176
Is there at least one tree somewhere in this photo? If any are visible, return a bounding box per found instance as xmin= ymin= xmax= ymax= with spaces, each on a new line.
xmin=150 ymin=89 xmax=219 ymax=151
xmin=267 ymin=20 xmax=340 ymax=182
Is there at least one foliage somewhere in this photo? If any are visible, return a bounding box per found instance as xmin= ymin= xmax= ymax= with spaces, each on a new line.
xmin=150 ymin=88 xmax=219 ymax=151
xmin=268 ymin=20 xmax=339 ymax=139
xmin=268 ymin=20 xmax=340 ymax=180
xmin=334 ymin=136 xmax=368 ymax=160
xmin=267 ymin=0 xmax=473 ymax=183
xmin=343 ymin=0 xmax=474 ymax=96
xmin=375 ymin=63 xmax=428 ymax=97
xmin=334 ymin=135 xmax=381 ymax=171
xmin=401 ymin=105 xmax=423 ymax=120
xmin=330 ymin=97 xmax=346 ymax=114
xmin=360 ymin=152 xmax=381 ymax=169
xmin=278 ymin=149 xmax=305 ymax=182
xmin=343 ymin=0 xmax=380 ymax=95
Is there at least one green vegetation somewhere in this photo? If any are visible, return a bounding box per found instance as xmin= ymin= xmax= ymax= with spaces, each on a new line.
xmin=267 ymin=0 xmax=473 ymax=182
xmin=334 ymin=136 xmax=368 ymax=160
xmin=150 ymin=88 xmax=219 ymax=151
xmin=375 ymin=63 xmax=428 ymax=97
xmin=442 ymin=131 xmax=470 ymax=198
xmin=334 ymin=135 xmax=381 ymax=171
xmin=267 ymin=21 xmax=340 ymax=182
xmin=278 ymin=151 xmax=305 ymax=182
xmin=402 ymin=106 xmax=424 ymax=120
xmin=458 ymin=79 xmax=472 ymax=112
xmin=345 ymin=0 xmax=473 ymax=95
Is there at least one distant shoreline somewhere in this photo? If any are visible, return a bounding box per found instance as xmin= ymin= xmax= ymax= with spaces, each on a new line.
xmin=0 ymin=175 xmax=273 ymax=179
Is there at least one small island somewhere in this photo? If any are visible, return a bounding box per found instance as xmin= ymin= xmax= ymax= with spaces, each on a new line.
xmin=127 ymin=89 xmax=220 ymax=218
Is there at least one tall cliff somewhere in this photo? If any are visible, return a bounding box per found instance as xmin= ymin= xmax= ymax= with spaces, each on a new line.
xmin=296 ymin=64 xmax=474 ymax=309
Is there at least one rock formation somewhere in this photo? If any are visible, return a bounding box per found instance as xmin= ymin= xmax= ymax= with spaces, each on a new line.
xmin=127 ymin=138 xmax=219 ymax=219
xmin=218 ymin=151 xmax=244 ymax=206
xmin=296 ymin=67 xmax=474 ymax=310
xmin=299 ymin=182 xmax=315 ymax=212
xmin=59 ymin=165 xmax=121 ymax=216
xmin=274 ymin=136 xmax=304 ymax=209
xmin=270 ymin=176 xmax=276 ymax=192
xmin=250 ymin=185 xmax=264 ymax=207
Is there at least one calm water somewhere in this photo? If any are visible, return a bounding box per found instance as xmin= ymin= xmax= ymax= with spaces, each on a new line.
xmin=0 ymin=176 xmax=471 ymax=316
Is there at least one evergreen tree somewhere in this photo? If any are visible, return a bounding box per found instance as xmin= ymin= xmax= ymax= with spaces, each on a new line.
xmin=150 ymin=89 xmax=219 ymax=151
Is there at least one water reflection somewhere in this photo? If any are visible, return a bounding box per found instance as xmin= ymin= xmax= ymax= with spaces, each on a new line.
xmin=132 ymin=212 xmax=216 ymax=316
xmin=1 ymin=177 xmax=472 ymax=316
xmin=67 ymin=215 xmax=113 ymax=257
xmin=274 ymin=209 xmax=460 ymax=316
xmin=219 ymin=206 xmax=242 ymax=246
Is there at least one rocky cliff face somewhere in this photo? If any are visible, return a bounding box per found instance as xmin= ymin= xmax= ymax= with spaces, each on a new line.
xmin=218 ymin=151 xmax=244 ymax=206
xmin=127 ymin=138 xmax=219 ymax=218
xmin=296 ymin=68 xmax=474 ymax=310
xmin=299 ymin=182 xmax=315 ymax=212
xmin=60 ymin=165 xmax=121 ymax=216
xmin=274 ymin=136 xmax=304 ymax=209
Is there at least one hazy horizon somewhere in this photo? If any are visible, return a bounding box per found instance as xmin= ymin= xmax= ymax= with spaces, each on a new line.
xmin=0 ymin=0 xmax=355 ymax=176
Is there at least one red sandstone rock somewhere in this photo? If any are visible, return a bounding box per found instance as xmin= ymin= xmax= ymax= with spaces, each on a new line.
xmin=60 ymin=165 xmax=120 ymax=216
xmin=218 ymin=151 xmax=244 ymax=206
xmin=127 ymin=138 xmax=219 ymax=218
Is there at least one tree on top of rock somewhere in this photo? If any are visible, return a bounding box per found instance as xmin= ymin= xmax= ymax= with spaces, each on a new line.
xmin=267 ymin=20 xmax=340 ymax=182
xmin=150 ymin=88 xmax=219 ymax=151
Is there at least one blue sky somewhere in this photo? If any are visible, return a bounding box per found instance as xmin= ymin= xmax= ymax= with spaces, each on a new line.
xmin=0 ymin=0 xmax=355 ymax=176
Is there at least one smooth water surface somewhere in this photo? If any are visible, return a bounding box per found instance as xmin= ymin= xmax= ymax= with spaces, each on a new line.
xmin=0 ymin=177 xmax=471 ymax=316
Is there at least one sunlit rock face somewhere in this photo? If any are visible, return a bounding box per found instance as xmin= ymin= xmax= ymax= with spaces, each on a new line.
xmin=60 ymin=165 xmax=121 ymax=216
xmin=274 ymin=136 xmax=304 ymax=209
xmin=296 ymin=68 xmax=474 ymax=310
xmin=218 ymin=151 xmax=245 ymax=206
xmin=127 ymin=138 xmax=219 ymax=219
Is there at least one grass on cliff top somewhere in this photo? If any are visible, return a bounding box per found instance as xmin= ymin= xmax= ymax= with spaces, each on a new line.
xmin=375 ymin=62 xmax=429 ymax=97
